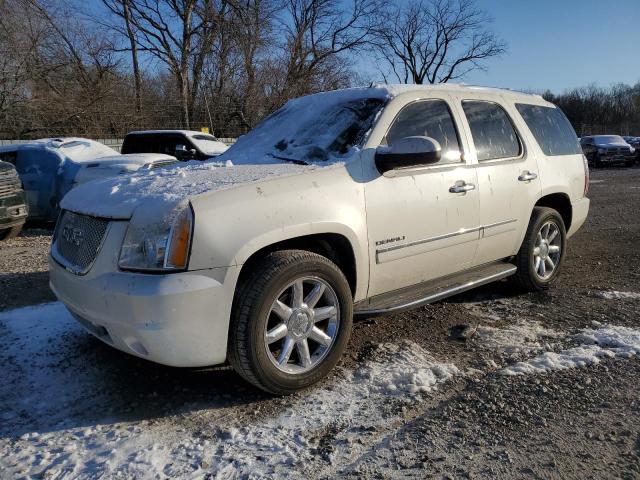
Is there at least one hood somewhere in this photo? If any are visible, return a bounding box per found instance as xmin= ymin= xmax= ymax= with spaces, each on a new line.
xmin=80 ymin=153 xmax=177 ymax=168
xmin=60 ymin=161 xmax=317 ymax=220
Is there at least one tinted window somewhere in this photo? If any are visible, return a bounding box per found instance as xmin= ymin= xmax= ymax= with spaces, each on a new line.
xmin=516 ymin=104 xmax=582 ymax=156
xmin=462 ymin=101 xmax=521 ymax=161
xmin=384 ymin=99 xmax=462 ymax=164
xmin=0 ymin=150 xmax=17 ymax=165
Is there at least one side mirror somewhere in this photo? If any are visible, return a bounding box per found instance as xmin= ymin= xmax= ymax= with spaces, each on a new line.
xmin=375 ymin=136 xmax=441 ymax=174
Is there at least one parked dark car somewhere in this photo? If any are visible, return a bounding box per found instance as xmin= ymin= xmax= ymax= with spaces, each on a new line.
xmin=121 ymin=130 xmax=228 ymax=161
xmin=623 ymin=136 xmax=640 ymax=161
xmin=580 ymin=135 xmax=635 ymax=167
xmin=0 ymin=160 xmax=28 ymax=239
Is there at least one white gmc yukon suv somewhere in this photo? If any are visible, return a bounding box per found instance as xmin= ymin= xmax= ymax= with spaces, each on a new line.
xmin=49 ymin=85 xmax=590 ymax=394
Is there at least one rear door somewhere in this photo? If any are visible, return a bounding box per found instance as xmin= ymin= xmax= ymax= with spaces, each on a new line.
xmin=451 ymin=95 xmax=541 ymax=266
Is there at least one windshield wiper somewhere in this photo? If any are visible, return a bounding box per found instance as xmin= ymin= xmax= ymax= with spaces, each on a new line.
xmin=268 ymin=153 xmax=310 ymax=165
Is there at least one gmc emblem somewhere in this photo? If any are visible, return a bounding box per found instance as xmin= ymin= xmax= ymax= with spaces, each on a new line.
xmin=62 ymin=226 xmax=84 ymax=246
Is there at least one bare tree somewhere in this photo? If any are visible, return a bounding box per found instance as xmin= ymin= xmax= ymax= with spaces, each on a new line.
xmin=125 ymin=0 xmax=229 ymax=127
xmin=279 ymin=0 xmax=383 ymax=99
xmin=99 ymin=0 xmax=143 ymax=113
xmin=373 ymin=0 xmax=505 ymax=84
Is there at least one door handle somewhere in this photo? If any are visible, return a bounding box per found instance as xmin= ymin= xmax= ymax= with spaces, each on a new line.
xmin=518 ymin=170 xmax=538 ymax=182
xmin=449 ymin=181 xmax=476 ymax=193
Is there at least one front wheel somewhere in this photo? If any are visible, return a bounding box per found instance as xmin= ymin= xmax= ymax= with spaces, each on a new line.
xmin=228 ymin=250 xmax=353 ymax=395
xmin=511 ymin=207 xmax=566 ymax=291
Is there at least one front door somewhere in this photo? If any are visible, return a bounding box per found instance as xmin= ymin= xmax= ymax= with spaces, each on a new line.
xmin=363 ymin=96 xmax=480 ymax=297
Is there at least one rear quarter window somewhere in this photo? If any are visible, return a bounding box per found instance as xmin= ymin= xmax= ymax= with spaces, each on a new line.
xmin=516 ymin=104 xmax=582 ymax=156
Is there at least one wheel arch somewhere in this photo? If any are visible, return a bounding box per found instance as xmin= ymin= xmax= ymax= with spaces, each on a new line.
xmin=534 ymin=192 xmax=572 ymax=231
xmin=235 ymin=232 xmax=360 ymax=300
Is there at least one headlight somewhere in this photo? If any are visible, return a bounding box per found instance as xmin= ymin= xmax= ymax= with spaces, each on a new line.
xmin=118 ymin=206 xmax=193 ymax=272
xmin=631 ymin=147 xmax=636 ymax=154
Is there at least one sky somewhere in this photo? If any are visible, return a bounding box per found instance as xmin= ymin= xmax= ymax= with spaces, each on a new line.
xmin=362 ymin=0 xmax=640 ymax=93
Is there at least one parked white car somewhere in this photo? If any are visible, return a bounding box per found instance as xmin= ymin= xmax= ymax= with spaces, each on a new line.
xmin=0 ymin=138 xmax=176 ymax=221
xmin=49 ymin=84 xmax=590 ymax=394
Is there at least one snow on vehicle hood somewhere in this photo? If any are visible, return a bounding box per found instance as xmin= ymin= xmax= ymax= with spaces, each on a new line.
xmin=60 ymin=161 xmax=317 ymax=220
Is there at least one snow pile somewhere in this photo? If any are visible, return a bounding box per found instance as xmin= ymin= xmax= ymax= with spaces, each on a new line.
xmin=353 ymin=341 xmax=459 ymax=395
xmin=61 ymin=162 xmax=314 ymax=219
xmin=0 ymin=302 xmax=458 ymax=478
xmin=595 ymin=290 xmax=640 ymax=300
xmin=502 ymin=324 xmax=640 ymax=376
xmin=474 ymin=320 xmax=563 ymax=354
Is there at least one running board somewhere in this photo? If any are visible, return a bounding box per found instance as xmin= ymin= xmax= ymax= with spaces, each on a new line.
xmin=354 ymin=262 xmax=517 ymax=317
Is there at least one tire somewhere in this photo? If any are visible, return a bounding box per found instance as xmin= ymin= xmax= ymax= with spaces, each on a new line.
xmin=593 ymin=154 xmax=602 ymax=168
xmin=228 ymin=250 xmax=353 ymax=395
xmin=0 ymin=224 xmax=23 ymax=240
xmin=511 ymin=207 xmax=566 ymax=292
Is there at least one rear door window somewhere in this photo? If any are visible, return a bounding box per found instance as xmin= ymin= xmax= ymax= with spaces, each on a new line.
xmin=461 ymin=101 xmax=521 ymax=161
xmin=516 ymin=104 xmax=582 ymax=156
xmin=383 ymin=99 xmax=463 ymax=164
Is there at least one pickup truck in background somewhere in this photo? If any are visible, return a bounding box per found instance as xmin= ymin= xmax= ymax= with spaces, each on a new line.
xmin=121 ymin=130 xmax=229 ymax=161
xmin=0 ymin=160 xmax=28 ymax=239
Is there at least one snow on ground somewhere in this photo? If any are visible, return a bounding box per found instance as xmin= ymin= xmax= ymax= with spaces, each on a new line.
xmin=0 ymin=303 xmax=458 ymax=478
xmin=473 ymin=320 xmax=563 ymax=354
xmin=595 ymin=290 xmax=640 ymax=300
xmin=502 ymin=324 xmax=640 ymax=376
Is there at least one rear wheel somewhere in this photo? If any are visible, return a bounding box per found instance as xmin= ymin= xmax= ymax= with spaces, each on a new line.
xmin=228 ymin=250 xmax=353 ymax=395
xmin=0 ymin=224 xmax=22 ymax=240
xmin=512 ymin=207 xmax=566 ymax=291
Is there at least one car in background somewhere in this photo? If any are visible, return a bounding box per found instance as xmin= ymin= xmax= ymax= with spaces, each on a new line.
xmin=623 ymin=136 xmax=640 ymax=161
xmin=580 ymin=135 xmax=635 ymax=168
xmin=121 ymin=130 xmax=228 ymax=161
xmin=0 ymin=160 xmax=28 ymax=239
xmin=0 ymin=138 xmax=177 ymax=222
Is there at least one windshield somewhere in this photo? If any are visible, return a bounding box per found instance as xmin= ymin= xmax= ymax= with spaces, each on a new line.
xmin=218 ymin=95 xmax=386 ymax=165
xmin=595 ymin=135 xmax=626 ymax=145
xmin=189 ymin=134 xmax=227 ymax=156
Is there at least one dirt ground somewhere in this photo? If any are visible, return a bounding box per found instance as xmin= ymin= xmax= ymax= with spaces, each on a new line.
xmin=0 ymin=166 xmax=639 ymax=479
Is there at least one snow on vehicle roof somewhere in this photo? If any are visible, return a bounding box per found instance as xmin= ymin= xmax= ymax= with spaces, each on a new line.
xmin=0 ymin=137 xmax=116 ymax=162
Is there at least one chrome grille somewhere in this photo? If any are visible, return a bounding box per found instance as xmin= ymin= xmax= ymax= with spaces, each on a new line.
xmin=52 ymin=211 xmax=109 ymax=275
xmin=145 ymin=159 xmax=178 ymax=170
xmin=0 ymin=177 xmax=21 ymax=199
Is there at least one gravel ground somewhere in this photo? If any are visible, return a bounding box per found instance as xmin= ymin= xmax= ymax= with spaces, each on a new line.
xmin=0 ymin=166 xmax=639 ymax=478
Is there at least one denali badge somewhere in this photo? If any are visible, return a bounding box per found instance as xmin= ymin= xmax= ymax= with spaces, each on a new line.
xmin=375 ymin=235 xmax=406 ymax=247
xmin=62 ymin=225 xmax=84 ymax=246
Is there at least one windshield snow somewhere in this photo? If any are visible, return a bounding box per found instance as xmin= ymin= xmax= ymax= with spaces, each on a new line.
xmin=218 ymin=94 xmax=386 ymax=165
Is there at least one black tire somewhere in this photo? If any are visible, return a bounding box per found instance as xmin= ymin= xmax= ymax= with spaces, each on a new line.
xmin=228 ymin=250 xmax=353 ymax=395
xmin=0 ymin=224 xmax=23 ymax=240
xmin=593 ymin=153 xmax=602 ymax=168
xmin=511 ymin=207 xmax=566 ymax=292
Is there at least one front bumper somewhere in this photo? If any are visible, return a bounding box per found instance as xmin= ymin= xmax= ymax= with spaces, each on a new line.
xmin=49 ymin=220 xmax=239 ymax=367
xmin=0 ymin=193 xmax=28 ymax=229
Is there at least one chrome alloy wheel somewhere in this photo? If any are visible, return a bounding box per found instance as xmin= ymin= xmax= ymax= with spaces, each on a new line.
xmin=264 ymin=276 xmax=340 ymax=374
xmin=533 ymin=220 xmax=562 ymax=280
